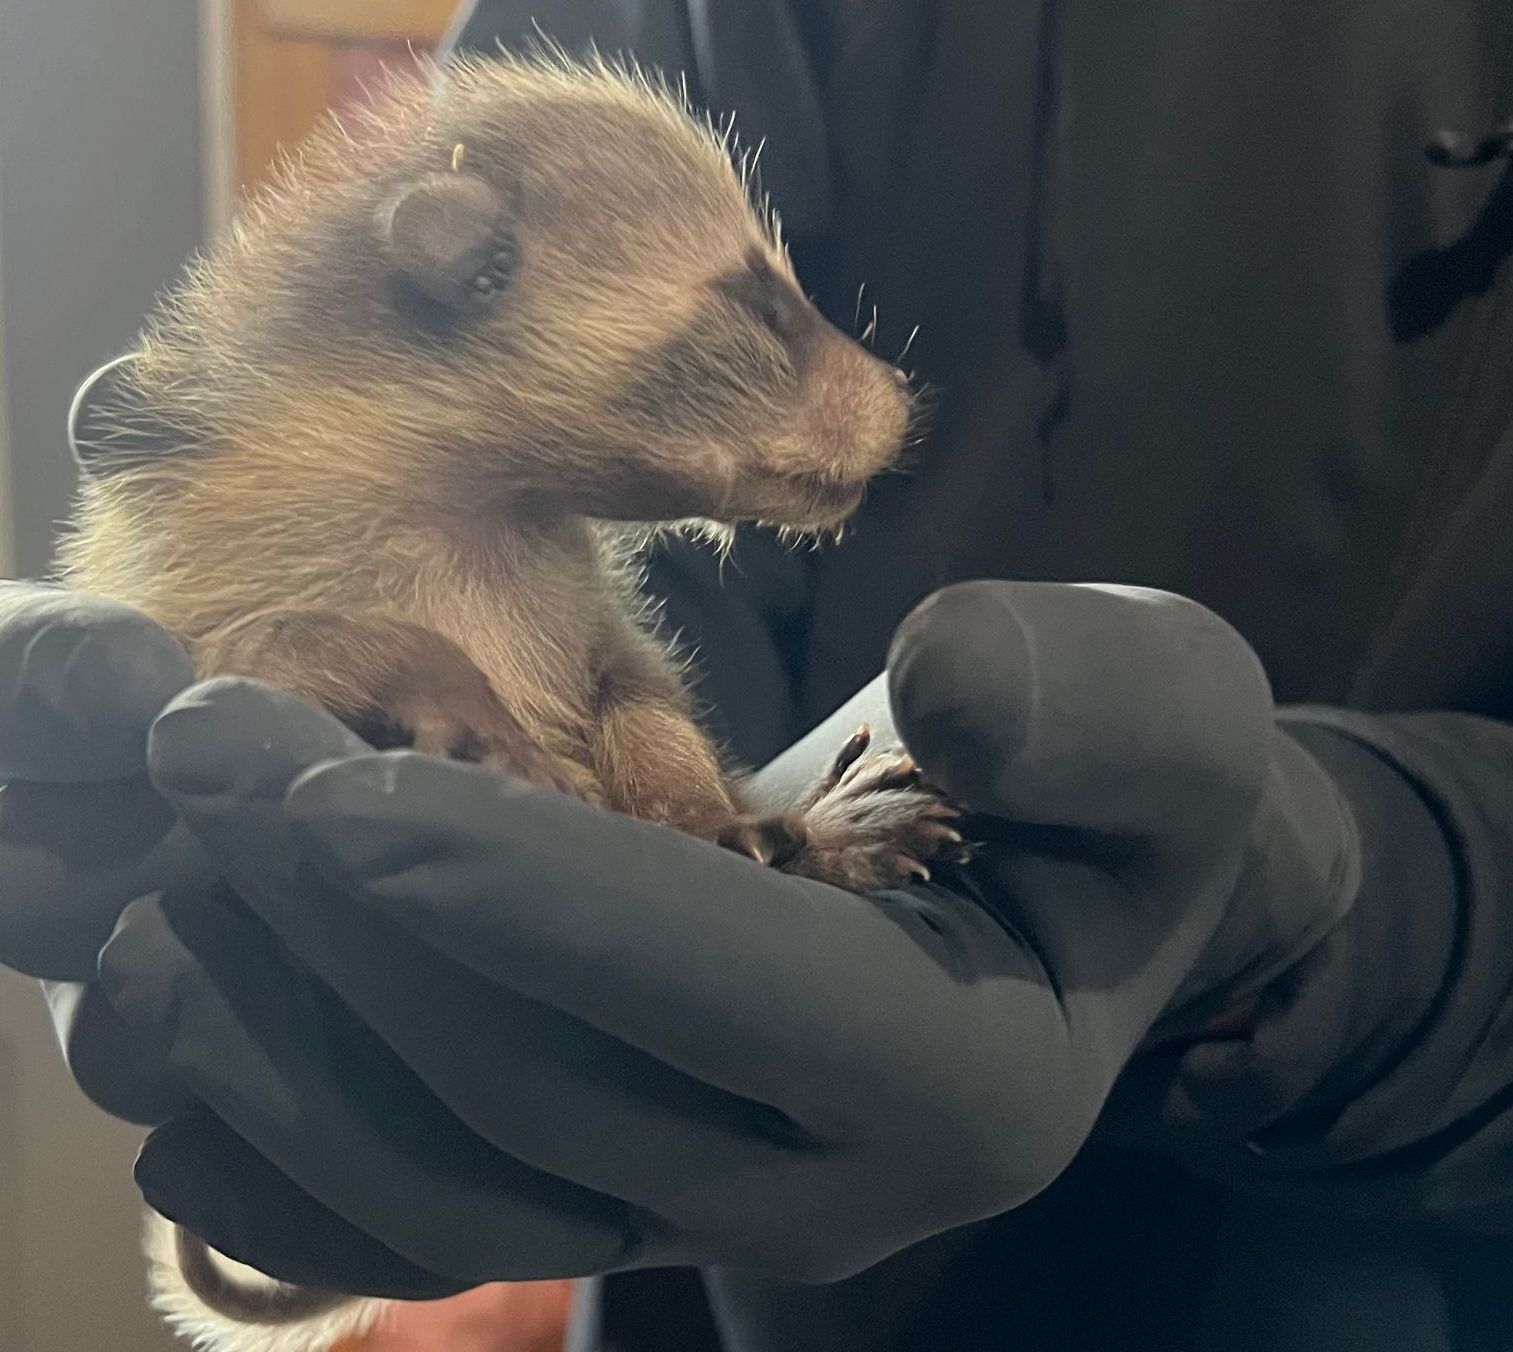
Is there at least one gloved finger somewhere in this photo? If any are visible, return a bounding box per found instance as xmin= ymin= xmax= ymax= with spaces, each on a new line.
xmin=0 ymin=583 xmax=193 ymax=781
xmin=887 ymin=581 xmax=1274 ymax=848
xmin=144 ymin=681 xmax=838 ymax=1224
xmin=100 ymin=886 xmax=659 ymax=1284
xmin=138 ymin=1112 xmax=472 ymax=1301
xmin=281 ymin=752 xmax=1034 ymax=1132
xmin=158 ymin=879 xmax=810 ymax=1237
xmin=145 ymin=676 xmax=369 ymax=811
xmin=175 ymin=813 xmax=815 ymax=1222
xmin=0 ymin=775 xmax=215 ymax=979
xmin=43 ymin=980 xmax=197 ymax=1125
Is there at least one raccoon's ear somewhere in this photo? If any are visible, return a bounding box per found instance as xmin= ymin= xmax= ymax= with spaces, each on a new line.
xmin=377 ymin=173 xmax=519 ymax=315
xmin=69 ymin=352 xmax=179 ymax=474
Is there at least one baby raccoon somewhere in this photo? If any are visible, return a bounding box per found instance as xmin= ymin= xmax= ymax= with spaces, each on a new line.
xmin=62 ymin=50 xmax=963 ymax=1352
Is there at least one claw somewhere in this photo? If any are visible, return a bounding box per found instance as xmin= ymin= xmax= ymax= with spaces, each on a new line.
xmin=821 ymin=725 xmax=874 ymax=794
xmin=721 ymin=814 xmax=812 ymax=870
xmin=874 ymin=757 xmax=922 ymax=791
xmin=836 ymin=724 xmax=872 ymax=769
xmin=735 ymin=834 xmax=772 ymax=865
xmin=947 ymin=836 xmax=979 ymax=864
xmin=896 ymin=854 xmax=932 ymax=883
xmin=718 ymin=823 xmax=773 ymax=866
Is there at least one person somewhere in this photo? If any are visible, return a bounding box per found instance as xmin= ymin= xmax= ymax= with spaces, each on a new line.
xmin=3 ymin=2 xmax=1513 ymax=1349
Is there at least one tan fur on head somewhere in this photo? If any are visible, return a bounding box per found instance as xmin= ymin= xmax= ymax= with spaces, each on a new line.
xmin=60 ymin=48 xmax=908 ymax=635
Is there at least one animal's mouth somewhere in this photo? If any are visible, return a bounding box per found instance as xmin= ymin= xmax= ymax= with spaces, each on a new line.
xmin=761 ymin=470 xmax=870 ymax=530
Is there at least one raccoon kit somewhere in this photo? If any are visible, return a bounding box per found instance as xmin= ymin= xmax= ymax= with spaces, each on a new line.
xmin=62 ymin=51 xmax=965 ymax=1352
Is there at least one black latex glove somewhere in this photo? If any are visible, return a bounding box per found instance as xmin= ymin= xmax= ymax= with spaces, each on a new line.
xmin=0 ymin=583 xmax=214 ymax=1124
xmin=81 ymin=580 xmax=1357 ymax=1298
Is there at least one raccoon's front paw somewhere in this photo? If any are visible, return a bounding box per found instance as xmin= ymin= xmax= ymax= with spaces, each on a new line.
xmin=790 ymin=728 xmax=969 ymax=891
xmin=382 ymin=690 xmax=598 ymax=802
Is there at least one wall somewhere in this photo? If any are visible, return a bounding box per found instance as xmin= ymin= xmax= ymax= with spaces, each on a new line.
xmin=0 ymin=973 xmax=176 ymax=1351
xmin=0 ymin=2 xmax=206 ymax=1348
xmin=0 ymin=0 xmax=206 ymax=576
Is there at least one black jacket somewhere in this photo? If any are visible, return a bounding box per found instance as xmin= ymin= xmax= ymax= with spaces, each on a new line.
xmin=445 ymin=3 xmax=1513 ymax=1348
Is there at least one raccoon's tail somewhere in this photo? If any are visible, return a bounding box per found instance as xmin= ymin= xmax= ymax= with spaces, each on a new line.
xmin=144 ymin=1211 xmax=389 ymax=1352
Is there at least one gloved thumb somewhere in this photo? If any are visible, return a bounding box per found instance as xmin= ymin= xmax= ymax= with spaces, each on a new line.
xmin=0 ymin=582 xmax=193 ymax=782
xmin=146 ymin=678 xmax=368 ymax=878
xmin=886 ymin=581 xmax=1274 ymax=850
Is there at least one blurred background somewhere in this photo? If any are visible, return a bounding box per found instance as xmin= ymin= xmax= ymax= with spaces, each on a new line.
xmin=0 ymin=5 xmax=574 ymax=1349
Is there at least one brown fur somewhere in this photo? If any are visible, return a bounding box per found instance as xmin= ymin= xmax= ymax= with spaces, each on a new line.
xmin=60 ymin=51 xmax=963 ymax=1352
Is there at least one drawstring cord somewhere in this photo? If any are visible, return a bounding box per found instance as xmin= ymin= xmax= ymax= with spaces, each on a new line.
xmin=1427 ymin=117 xmax=1513 ymax=169
xmin=1356 ymin=116 xmax=1513 ymax=700
xmin=1020 ymin=0 xmax=1071 ymax=505
xmin=1389 ymin=120 xmax=1513 ymax=343
xmin=1397 ymin=0 xmax=1513 ymax=339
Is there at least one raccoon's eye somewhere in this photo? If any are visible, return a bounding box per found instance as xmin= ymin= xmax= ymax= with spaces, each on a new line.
xmin=749 ymin=290 xmax=785 ymax=335
xmin=712 ymin=251 xmax=811 ymax=344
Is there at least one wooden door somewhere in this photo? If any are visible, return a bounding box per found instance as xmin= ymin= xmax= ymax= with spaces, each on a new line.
xmin=229 ymin=0 xmax=456 ymax=196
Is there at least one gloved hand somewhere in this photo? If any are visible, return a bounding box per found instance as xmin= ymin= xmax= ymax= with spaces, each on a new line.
xmin=0 ymin=582 xmax=214 ymax=1124
xmin=73 ymin=580 xmax=1360 ymax=1298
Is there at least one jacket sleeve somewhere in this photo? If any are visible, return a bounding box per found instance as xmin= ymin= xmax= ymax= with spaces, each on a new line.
xmin=1136 ymin=705 xmax=1513 ymax=1238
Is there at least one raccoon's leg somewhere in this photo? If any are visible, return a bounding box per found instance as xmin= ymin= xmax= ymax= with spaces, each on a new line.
xmin=591 ymin=645 xmax=747 ymax=837
xmin=593 ymin=648 xmax=966 ymax=888
xmin=592 ymin=687 xmax=810 ymax=865
xmin=196 ymin=610 xmax=601 ymax=800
